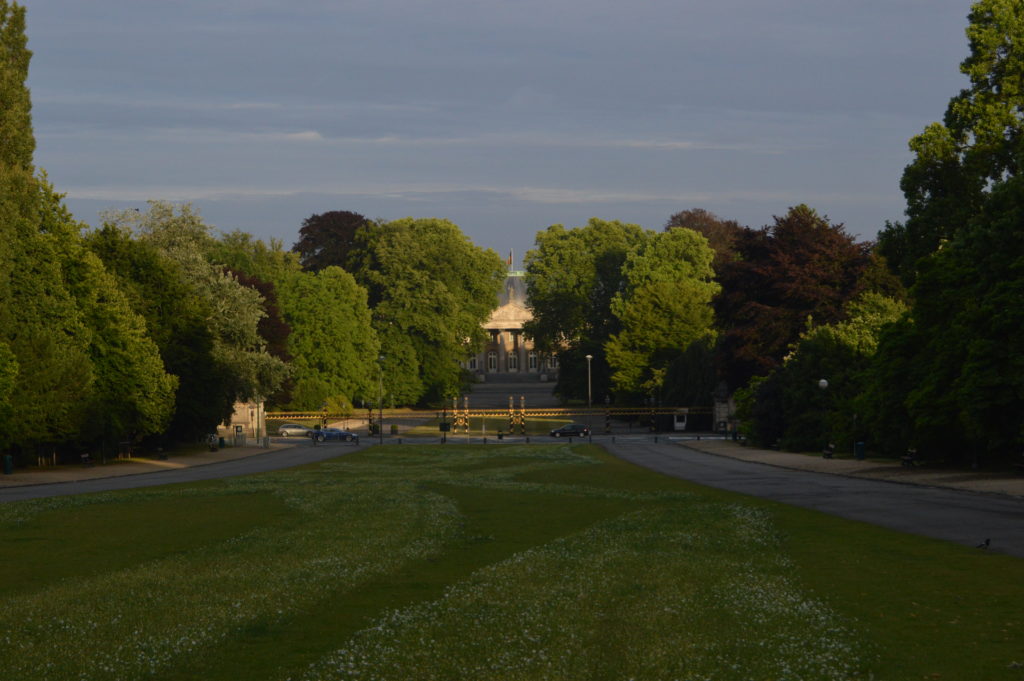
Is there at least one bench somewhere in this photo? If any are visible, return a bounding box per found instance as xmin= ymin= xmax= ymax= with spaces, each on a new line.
xmin=80 ymin=453 xmax=93 ymax=467
xmin=822 ymin=444 xmax=835 ymax=459
xmin=901 ymin=449 xmax=922 ymax=468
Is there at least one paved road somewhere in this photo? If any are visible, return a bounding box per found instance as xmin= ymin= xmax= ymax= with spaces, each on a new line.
xmin=605 ymin=441 xmax=1024 ymax=558
xmin=0 ymin=440 xmax=362 ymax=503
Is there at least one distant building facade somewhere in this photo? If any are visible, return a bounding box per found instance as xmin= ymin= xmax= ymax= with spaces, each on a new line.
xmin=463 ymin=271 xmax=558 ymax=381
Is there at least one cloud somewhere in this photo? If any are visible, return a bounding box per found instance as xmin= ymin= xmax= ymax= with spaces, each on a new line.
xmin=59 ymin=180 xmax=892 ymax=209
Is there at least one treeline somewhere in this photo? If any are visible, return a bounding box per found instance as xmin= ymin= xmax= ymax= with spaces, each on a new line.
xmin=525 ymin=1 xmax=1024 ymax=466
xmin=3 ymin=0 xmax=1021 ymax=469
xmin=0 ymin=2 xmax=505 ymax=461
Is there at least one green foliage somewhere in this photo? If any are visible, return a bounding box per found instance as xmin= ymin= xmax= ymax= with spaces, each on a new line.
xmin=524 ymin=219 xmax=649 ymax=402
xmin=105 ymin=203 xmax=289 ymax=405
xmin=212 ymin=231 xmax=383 ymax=410
xmin=742 ymin=293 xmax=908 ymax=452
xmin=606 ymin=228 xmax=719 ymax=398
xmin=86 ymin=225 xmax=232 ymax=441
xmin=348 ymin=217 xmax=505 ymax=406
xmin=661 ymin=338 xmax=719 ymax=408
xmin=880 ymin=0 xmax=1024 ymax=285
xmin=664 ymin=207 xmax=743 ymax=268
xmin=716 ymin=205 xmax=872 ymax=390
xmin=870 ymin=3 xmax=1024 ymax=463
xmin=0 ymin=167 xmax=94 ymax=453
xmin=276 ymin=266 xmax=378 ymax=410
xmin=0 ymin=1 xmax=32 ymax=171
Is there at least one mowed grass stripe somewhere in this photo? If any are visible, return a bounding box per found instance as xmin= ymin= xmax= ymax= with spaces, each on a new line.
xmin=0 ymin=444 xmax=1020 ymax=680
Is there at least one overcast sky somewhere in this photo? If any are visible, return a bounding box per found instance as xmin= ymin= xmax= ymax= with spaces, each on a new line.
xmin=27 ymin=0 xmax=972 ymax=264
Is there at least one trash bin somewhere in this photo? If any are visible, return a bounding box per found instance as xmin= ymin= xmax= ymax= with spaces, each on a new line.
xmin=218 ymin=437 xmax=225 ymax=448
xmin=3 ymin=455 xmax=12 ymax=475
xmin=855 ymin=441 xmax=866 ymax=460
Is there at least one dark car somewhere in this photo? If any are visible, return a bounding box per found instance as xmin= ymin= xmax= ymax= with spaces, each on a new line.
xmin=311 ymin=427 xmax=359 ymax=443
xmin=549 ymin=423 xmax=590 ymax=438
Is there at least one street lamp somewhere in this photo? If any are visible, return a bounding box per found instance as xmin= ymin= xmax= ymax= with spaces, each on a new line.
xmin=818 ymin=378 xmax=833 ymax=458
xmin=378 ymin=355 xmax=385 ymax=444
xmin=585 ymin=354 xmax=593 ymax=408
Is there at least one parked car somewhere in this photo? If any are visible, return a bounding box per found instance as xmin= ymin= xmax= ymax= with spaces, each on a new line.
xmin=278 ymin=423 xmax=312 ymax=437
xmin=312 ymin=427 xmax=360 ymax=443
xmin=549 ymin=423 xmax=590 ymax=438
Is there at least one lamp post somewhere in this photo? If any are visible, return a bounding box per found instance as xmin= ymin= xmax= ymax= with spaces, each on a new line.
xmin=378 ymin=355 xmax=385 ymax=444
xmin=818 ymin=379 xmax=832 ymax=457
xmin=585 ymin=354 xmax=593 ymax=408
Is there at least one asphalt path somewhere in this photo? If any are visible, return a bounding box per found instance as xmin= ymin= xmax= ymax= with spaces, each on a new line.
xmin=0 ymin=440 xmax=362 ymax=503
xmin=605 ymin=441 xmax=1024 ymax=558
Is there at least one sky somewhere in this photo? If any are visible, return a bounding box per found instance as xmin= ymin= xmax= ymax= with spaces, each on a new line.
xmin=26 ymin=0 xmax=973 ymax=265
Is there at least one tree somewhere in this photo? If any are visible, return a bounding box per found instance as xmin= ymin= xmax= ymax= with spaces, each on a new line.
xmin=605 ymin=228 xmax=719 ymax=398
xmin=740 ymin=293 xmax=907 ymax=452
xmin=292 ymin=210 xmax=369 ymax=272
xmin=868 ymin=1 xmax=1024 ymax=463
xmin=0 ymin=1 xmax=32 ymax=171
xmin=0 ymin=4 xmax=96 ymax=455
xmin=715 ymin=205 xmax=871 ymax=390
xmin=1 ymin=1 xmax=182 ymax=455
xmin=879 ymin=0 xmax=1024 ymax=284
xmin=347 ymin=218 xmax=505 ymax=405
xmin=86 ymin=225 xmax=229 ymax=441
xmin=44 ymin=200 xmax=177 ymax=449
xmin=101 ymin=203 xmax=289 ymax=427
xmin=212 ymin=231 xmax=379 ymax=411
xmin=274 ymin=266 xmax=378 ymax=410
xmin=664 ymin=208 xmax=743 ymax=268
xmin=523 ymin=219 xmax=649 ymax=402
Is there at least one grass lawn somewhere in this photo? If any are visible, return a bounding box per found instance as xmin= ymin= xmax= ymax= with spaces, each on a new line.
xmin=0 ymin=444 xmax=1020 ymax=680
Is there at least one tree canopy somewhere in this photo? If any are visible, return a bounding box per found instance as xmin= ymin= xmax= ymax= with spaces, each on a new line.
xmin=715 ymin=205 xmax=871 ymax=390
xmin=292 ymin=210 xmax=370 ymax=273
xmin=344 ymin=217 xmax=505 ymax=406
xmin=879 ymin=0 xmax=1024 ymax=285
xmin=606 ymin=228 xmax=719 ymax=398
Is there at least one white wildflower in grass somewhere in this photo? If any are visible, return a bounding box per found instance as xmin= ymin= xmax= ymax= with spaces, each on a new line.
xmin=0 ymin=444 xmax=870 ymax=680
xmin=299 ymin=504 xmax=865 ymax=681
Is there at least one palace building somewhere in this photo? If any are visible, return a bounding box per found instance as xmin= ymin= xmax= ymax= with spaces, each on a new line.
xmin=463 ymin=270 xmax=558 ymax=382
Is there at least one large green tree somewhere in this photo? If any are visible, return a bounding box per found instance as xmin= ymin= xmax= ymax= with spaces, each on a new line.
xmin=0 ymin=2 xmax=160 ymax=457
xmin=347 ymin=218 xmax=505 ymax=406
xmin=868 ymin=1 xmax=1024 ymax=463
xmin=740 ymin=293 xmax=907 ymax=452
xmin=523 ymin=219 xmax=648 ymax=402
xmin=0 ymin=0 xmax=32 ymax=170
xmin=102 ymin=203 xmax=289 ymax=416
xmin=879 ymin=0 xmax=1024 ymax=285
xmin=211 ymin=231 xmax=379 ymax=411
xmin=86 ymin=225 xmax=229 ymax=441
xmin=605 ymin=228 xmax=719 ymax=399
